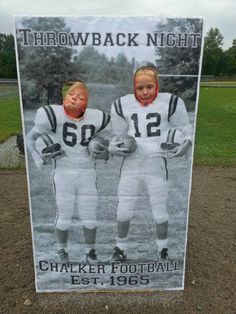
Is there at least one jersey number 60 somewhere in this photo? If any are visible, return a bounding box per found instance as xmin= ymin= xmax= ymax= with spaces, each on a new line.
xmin=63 ymin=122 xmax=95 ymax=147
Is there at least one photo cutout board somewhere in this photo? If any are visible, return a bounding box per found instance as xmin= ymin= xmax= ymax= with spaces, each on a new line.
xmin=14 ymin=15 xmax=204 ymax=292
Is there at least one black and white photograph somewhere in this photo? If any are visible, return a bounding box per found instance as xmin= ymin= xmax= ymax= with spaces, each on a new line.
xmin=14 ymin=15 xmax=204 ymax=292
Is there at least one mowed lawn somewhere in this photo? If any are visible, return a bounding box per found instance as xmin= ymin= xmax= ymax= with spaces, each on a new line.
xmin=0 ymin=83 xmax=21 ymax=143
xmin=0 ymin=82 xmax=235 ymax=166
xmin=194 ymin=86 xmax=236 ymax=166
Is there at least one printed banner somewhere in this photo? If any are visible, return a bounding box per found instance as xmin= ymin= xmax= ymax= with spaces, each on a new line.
xmin=14 ymin=16 xmax=204 ymax=292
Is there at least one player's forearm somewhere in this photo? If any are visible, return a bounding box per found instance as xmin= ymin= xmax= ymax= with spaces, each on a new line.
xmin=26 ymin=129 xmax=40 ymax=157
xmin=182 ymin=124 xmax=193 ymax=142
xmin=26 ymin=129 xmax=45 ymax=169
xmin=183 ymin=139 xmax=192 ymax=150
xmin=180 ymin=139 xmax=192 ymax=156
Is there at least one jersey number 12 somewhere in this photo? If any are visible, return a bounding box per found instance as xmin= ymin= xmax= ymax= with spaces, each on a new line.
xmin=131 ymin=112 xmax=161 ymax=137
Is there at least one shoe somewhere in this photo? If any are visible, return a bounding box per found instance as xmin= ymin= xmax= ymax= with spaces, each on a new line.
xmin=160 ymin=248 xmax=168 ymax=260
xmin=57 ymin=249 xmax=69 ymax=263
xmin=86 ymin=249 xmax=98 ymax=265
xmin=112 ymin=246 xmax=127 ymax=262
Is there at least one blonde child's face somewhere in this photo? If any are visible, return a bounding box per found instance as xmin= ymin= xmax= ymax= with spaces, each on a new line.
xmin=63 ymin=87 xmax=88 ymax=117
xmin=134 ymin=71 xmax=157 ymax=104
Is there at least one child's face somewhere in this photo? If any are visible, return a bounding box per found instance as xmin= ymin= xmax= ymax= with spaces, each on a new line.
xmin=134 ymin=72 xmax=157 ymax=105
xmin=63 ymin=87 xmax=88 ymax=117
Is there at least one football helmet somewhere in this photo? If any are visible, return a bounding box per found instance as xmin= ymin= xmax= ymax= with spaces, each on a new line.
xmin=159 ymin=128 xmax=186 ymax=158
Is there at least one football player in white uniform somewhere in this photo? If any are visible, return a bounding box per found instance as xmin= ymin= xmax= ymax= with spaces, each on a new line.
xmin=109 ymin=63 xmax=192 ymax=261
xmin=27 ymin=81 xmax=110 ymax=264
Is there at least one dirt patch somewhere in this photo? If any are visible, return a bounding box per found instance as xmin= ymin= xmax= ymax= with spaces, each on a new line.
xmin=0 ymin=166 xmax=235 ymax=313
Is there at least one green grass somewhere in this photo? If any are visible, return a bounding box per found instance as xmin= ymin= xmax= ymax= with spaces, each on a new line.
xmin=201 ymin=81 xmax=236 ymax=86
xmin=0 ymin=84 xmax=22 ymax=143
xmin=194 ymin=86 xmax=236 ymax=166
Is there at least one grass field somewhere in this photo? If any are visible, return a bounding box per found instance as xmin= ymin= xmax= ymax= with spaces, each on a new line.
xmin=0 ymin=82 xmax=235 ymax=166
xmin=0 ymin=83 xmax=21 ymax=143
xmin=201 ymin=81 xmax=236 ymax=86
xmin=194 ymin=85 xmax=236 ymax=166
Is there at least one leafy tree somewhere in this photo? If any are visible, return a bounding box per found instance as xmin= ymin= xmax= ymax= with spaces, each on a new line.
xmin=16 ymin=17 xmax=75 ymax=107
xmin=76 ymin=46 xmax=111 ymax=83
xmin=155 ymin=18 xmax=202 ymax=75
xmin=0 ymin=33 xmax=17 ymax=78
xmin=202 ymin=27 xmax=224 ymax=75
xmin=115 ymin=53 xmax=133 ymax=80
xmin=224 ymin=39 xmax=236 ymax=75
xmin=227 ymin=39 xmax=236 ymax=57
xmin=75 ymin=47 xmax=134 ymax=90
xmin=154 ymin=18 xmax=203 ymax=109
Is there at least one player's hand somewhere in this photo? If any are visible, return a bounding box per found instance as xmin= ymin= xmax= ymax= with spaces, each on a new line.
xmin=90 ymin=143 xmax=109 ymax=160
xmin=170 ymin=140 xmax=191 ymax=158
xmin=108 ymin=141 xmax=131 ymax=157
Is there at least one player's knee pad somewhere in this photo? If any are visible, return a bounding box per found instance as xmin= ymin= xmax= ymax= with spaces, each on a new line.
xmin=117 ymin=207 xmax=134 ymax=222
xmin=81 ymin=219 xmax=97 ymax=229
xmin=55 ymin=218 xmax=71 ymax=231
xmin=152 ymin=208 xmax=169 ymax=224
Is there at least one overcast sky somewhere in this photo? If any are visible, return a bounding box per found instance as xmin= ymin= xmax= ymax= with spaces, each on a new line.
xmin=1 ymin=0 xmax=235 ymax=49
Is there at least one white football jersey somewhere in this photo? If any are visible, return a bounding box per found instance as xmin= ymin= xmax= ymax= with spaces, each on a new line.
xmin=34 ymin=105 xmax=110 ymax=168
xmin=111 ymin=93 xmax=192 ymax=156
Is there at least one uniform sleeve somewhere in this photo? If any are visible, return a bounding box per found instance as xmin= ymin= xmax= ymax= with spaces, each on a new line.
xmin=168 ymin=96 xmax=193 ymax=142
xmin=34 ymin=106 xmax=56 ymax=134
xmin=95 ymin=111 xmax=111 ymax=133
xmin=110 ymin=100 xmax=128 ymax=136
xmin=95 ymin=111 xmax=111 ymax=139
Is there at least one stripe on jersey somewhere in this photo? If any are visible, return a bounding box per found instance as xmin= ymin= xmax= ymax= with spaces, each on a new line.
xmin=53 ymin=173 xmax=59 ymax=226
xmin=97 ymin=112 xmax=111 ymax=133
xmin=163 ymin=157 xmax=168 ymax=181
xmin=114 ymin=98 xmax=125 ymax=118
xmin=41 ymin=134 xmax=54 ymax=147
xmin=168 ymin=95 xmax=178 ymax=121
xmin=41 ymin=134 xmax=57 ymax=167
xmin=166 ymin=128 xmax=176 ymax=144
xmin=119 ymin=157 xmax=125 ymax=178
xmin=43 ymin=106 xmax=57 ymax=133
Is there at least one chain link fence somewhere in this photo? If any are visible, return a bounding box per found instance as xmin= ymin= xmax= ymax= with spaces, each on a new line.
xmin=194 ymin=84 xmax=236 ymax=166
xmin=0 ymin=136 xmax=25 ymax=169
xmin=0 ymin=82 xmax=235 ymax=168
xmin=0 ymin=80 xmax=24 ymax=168
xmin=0 ymin=134 xmax=25 ymax=168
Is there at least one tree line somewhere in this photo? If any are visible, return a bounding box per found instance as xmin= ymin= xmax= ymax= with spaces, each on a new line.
xmin=0 ymin=33 xmax=16 ymax=78
xmin=202 ymin=28 xmax=236 ymax=76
